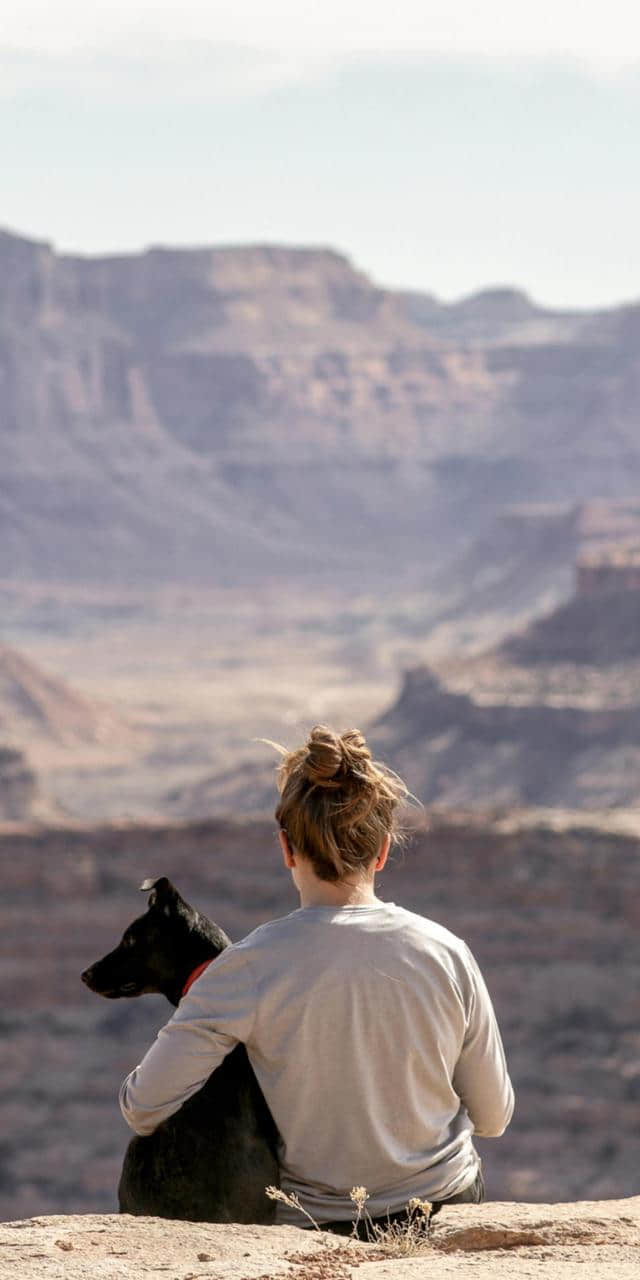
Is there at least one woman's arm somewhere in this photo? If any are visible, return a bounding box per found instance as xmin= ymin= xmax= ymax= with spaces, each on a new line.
xmin=452 ymin=945 xmax=515 ymax=1137
xmin=120 ymin=944 xmax=257 ymax=1135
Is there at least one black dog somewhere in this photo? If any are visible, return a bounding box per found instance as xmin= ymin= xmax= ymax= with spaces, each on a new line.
xmin=82 ymin=877 xmax=280 ymax=1222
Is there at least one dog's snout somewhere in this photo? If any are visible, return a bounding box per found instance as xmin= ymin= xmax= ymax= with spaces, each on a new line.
xmin=81 ymin=967 xmax=94 ymax=985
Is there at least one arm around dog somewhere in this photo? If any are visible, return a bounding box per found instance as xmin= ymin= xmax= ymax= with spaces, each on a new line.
xmin=120 ymin=943 xmax=258 ymax=1136
xmin=452 ymin=944 xmax=514 ymax=1138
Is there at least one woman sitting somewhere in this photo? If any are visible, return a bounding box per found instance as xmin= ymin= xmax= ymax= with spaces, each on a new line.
xmin=120 ymin=725 xmax=514 ymax=1232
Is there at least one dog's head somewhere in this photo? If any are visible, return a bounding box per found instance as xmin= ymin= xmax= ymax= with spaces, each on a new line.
xmin=81 ymin=877 xmax=228 ymax=1003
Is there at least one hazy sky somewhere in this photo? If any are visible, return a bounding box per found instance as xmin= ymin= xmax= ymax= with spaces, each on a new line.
xmin=3 ymin=2 xmax=640 ymax=307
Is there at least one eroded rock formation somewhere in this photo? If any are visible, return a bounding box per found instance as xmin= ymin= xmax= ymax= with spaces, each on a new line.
xmin=0 ymin=745 xmax=37 ymax=820
xmin=3 ymin=227 xmax=640 ymax=592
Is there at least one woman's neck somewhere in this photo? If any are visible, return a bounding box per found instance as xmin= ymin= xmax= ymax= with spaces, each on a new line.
xmin=297 ymin=871 xmax=380 ymax=910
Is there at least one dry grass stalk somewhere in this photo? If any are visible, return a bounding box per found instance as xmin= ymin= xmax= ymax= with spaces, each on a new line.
xmin=265 ymin=1185 xmax=434 ymax=1258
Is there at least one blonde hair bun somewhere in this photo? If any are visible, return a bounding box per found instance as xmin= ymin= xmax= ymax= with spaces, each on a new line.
xmin=273 ymin=723 xmax=408 ymax=882
xmin=303 ymin=725 xmax=371 ymax=787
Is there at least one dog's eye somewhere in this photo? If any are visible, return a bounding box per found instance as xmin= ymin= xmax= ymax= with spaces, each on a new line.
xmin=122 ymin=935 xmax=136 ymax=949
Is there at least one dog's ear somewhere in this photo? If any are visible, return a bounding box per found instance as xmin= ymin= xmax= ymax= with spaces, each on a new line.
xmin=139 ymin=877 xmax=179 ymax=911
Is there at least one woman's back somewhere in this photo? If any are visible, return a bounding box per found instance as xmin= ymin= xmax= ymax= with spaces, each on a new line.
xmin=173 ymin=898 xmax=513 ymax=1224
xmin=120 ymin=724 xmax=513 ymax=1227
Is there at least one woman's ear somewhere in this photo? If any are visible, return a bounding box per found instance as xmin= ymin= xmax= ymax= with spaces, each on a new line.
xmin=375 ymin=832 xmax=391 ymax=872
xmin=279 ymin=828 xmax=296 ymax=868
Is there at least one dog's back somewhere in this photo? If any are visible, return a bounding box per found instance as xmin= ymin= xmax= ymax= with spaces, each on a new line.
xmin=82 ymin=878 xmax=279 ymax=1222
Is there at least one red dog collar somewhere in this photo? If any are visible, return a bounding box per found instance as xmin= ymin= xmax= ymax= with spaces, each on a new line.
xmin=181 ymin=958 xmax=214 ymax=998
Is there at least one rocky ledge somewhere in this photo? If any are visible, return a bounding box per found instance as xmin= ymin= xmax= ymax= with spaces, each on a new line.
xmin=2 ymin=1199 xmax=639 ymax=1280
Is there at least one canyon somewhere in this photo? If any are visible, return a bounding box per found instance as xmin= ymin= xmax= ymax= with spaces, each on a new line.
xmin=3 ymin=226 xmax=640 ymax=616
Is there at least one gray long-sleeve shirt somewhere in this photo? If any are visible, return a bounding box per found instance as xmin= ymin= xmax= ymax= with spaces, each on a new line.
xmin=120 ymin=902 xmax=514 ymax=1224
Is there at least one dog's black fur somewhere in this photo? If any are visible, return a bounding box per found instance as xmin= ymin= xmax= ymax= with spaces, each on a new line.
xmin=82 ymin=877 xmax=280 ymax=1222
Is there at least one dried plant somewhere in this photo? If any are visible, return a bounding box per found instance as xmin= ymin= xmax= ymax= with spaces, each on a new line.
xmin=265 ymin=1184 xmax=434 ymax=1257
xmin=348 ymin=1187 xmax=433 ymax=1254
xmin=265 ymin=1185 xmax=322 ymax=1232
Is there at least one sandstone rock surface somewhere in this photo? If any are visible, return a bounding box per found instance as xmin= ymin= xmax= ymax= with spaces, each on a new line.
xmin=2 ymin=1200 xmax=639 ymax=1279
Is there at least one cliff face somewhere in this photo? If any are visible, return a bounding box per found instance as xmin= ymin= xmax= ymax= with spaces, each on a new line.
xmin=366 ymin=550 xmax=640 ymax=809
xmin=372 ymin=663 xmax=640 ymax=807
xmin=503 ymin=589 xmax=640 ymax=666
xmin=1 ymin=812 xmax=638 ymax=1221
xmin=0 ymin=746 xmax=37 ymax=819
xmin=3 ymin=228 xmax=640 ymax=589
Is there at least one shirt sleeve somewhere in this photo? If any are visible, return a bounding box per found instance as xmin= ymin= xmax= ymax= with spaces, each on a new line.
xmin=119 ymin=942 xmax=257 ymax=1136
xmin=452 ymin=944 xmax=515 ymax=1138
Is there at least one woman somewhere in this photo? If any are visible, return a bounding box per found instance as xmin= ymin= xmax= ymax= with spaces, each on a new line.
xmin=120 ymin=726 xmax=514 ymax=1231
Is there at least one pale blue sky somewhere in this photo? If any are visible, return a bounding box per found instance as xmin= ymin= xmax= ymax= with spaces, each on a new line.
xmin=2 ymin=2 xmax=640 ymax=308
